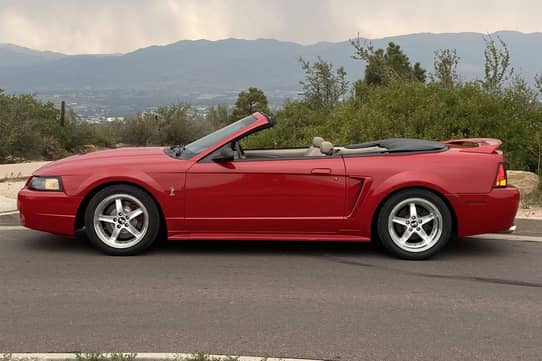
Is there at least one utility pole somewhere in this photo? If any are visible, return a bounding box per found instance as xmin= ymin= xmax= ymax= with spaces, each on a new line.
xmin=60 ymin=100 xmax=66 ymax=127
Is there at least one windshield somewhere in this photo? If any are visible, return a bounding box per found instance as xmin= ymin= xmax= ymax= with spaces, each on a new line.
xmin=184 ymin=115 xmax=258 ymax=155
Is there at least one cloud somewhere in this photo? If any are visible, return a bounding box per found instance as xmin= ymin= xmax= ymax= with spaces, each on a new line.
xmin=0 ymin=0 xmax=540 ymax=54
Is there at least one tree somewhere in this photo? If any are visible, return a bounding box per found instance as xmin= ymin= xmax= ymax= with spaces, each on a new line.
xmin=299 ymin=57 xmax=348 ymax=109
xmin=482 ymin=35 xmax=513 ymax=91
xmin=432 ymin=49 xmax=460 ymax=88
xmin=206 ymin=104 xmax=230 ymax=129
xmin=350 ymin=40 xmax=426 ymax=85
xmin=532 ymin=73 xmax=542 ymax=175
xmin=230 ymin=87 xmax=270 ymax=121
xmin=119 ymin=104 xmax=204 ymax=146
xmin=535 ymin=73 xmax=542 ymax=96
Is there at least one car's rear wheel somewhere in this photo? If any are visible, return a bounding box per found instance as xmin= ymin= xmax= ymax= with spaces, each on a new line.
xmin=377 ymin=189 xmax=452 ymax=260
xmin=84 ymin=185 xmax=160 ymax=255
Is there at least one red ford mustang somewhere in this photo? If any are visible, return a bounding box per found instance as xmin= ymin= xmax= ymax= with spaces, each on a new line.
xmin=18 ymin=112 xmax=519 ymax=259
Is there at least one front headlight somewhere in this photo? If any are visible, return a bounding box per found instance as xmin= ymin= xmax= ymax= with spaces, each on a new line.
xmin=28 ymin=176 xmax=63 ymax=191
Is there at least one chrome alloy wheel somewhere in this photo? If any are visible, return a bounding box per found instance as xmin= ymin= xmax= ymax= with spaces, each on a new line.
xmin=387 ymin=197 xmax=443 ymax=253
xmin=92 ymin=193 xmax=149 ymax=249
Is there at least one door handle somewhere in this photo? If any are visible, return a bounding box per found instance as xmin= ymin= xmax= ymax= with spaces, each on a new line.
xmin=311 ymin=168 xmax=332 ymax=175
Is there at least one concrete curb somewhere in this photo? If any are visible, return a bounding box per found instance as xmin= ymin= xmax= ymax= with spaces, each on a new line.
xmin=0 ymin=195 xmax=17 ymax=213
xmin=0 ymin=210 xmax=19 ymax=226
xmin=516 ymin=216 xmax=542 ymax=220
xmin=470 ymin=234 xmax=542 ymax=243
xmin=6 ymin=353 xmax=323 ymax=361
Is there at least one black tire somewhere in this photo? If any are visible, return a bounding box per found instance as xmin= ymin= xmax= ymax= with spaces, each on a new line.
xmin=84 ymin=184 xmax=161 ymax=255
xmin=376 ymin=188 xmax=453 ymax=260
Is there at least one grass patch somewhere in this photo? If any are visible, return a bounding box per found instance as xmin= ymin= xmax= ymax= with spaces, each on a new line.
xmin=75 ymin=354 xmax=137 ymax=361
xmin=3 ymin=354 xmax=280 ymax=361
xmin=172 ymin=354 xmax=240 ymax=361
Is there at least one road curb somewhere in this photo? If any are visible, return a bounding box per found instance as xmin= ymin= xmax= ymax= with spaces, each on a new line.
xmin=0 ymin=210 xmax=19 ymax=226
xmin=6 ymin=353 xmax=323 ymax=361
xmin=469 ymin=234 xmax=542 ymax=243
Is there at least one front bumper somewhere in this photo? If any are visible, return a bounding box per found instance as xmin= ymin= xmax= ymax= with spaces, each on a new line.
xmin=17 ymin=188 xmax=81 ymax=237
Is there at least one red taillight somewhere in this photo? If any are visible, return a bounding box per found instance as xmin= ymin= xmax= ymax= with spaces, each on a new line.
xmin=495 ymin=163 xmax=507 ymax=187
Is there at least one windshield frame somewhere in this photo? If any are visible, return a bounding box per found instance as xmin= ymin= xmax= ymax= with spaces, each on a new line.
xmin=169 ymin=112 xmax=272 ymax=161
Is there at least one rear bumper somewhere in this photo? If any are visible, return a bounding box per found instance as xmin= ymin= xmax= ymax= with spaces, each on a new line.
xmin=451 ymin=187 xmax=520 ymax=238
xmin=17 ymin=188 xmax=81 ymax=237
xmin=496 ymin=224 xmax=517 ymax=234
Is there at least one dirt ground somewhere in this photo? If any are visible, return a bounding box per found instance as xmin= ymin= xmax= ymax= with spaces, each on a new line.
xmin=0 ymin=180 xmax=25 ymax=199
xmin=516 ymin=207 xmax=542 ymax=218
xmin=0 ymin=161 xmax=50 ymax=180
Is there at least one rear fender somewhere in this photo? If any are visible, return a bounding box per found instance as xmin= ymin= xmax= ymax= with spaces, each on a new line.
xmin=370 ymin=170 xmax=451 ymax=203
xmin=356 ymin=171 xmax=453 ymax=236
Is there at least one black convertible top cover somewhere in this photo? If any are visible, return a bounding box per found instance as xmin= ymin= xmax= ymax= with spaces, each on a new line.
xmin=345 ymin=138 xmax=447 ymax=153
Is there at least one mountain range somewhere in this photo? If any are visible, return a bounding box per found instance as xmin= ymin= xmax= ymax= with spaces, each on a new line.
xmin=1 ymin=31 xmax=541 ymax=117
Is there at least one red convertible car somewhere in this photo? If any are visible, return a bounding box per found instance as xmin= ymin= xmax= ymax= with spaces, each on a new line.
xmin=18 ymin=112 xmax=519 ymax=259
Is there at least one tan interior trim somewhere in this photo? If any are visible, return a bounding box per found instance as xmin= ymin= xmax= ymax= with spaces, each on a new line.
xmin=335 ymin=146 xmax=387 ymax=155
xmin=244 ymin=148 xmax=309 ymax=157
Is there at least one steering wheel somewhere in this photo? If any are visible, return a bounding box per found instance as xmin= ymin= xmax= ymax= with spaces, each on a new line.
xmin=234 ymin=141 xmax=246 ymax=159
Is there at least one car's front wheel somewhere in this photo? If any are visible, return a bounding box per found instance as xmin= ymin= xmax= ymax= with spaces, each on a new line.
xmin=84 ymin=185 xmax=160 ymax=255
xmin=377 ymin=189 xmax=452 ymax=260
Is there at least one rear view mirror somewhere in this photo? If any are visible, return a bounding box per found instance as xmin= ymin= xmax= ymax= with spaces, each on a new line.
xmin=213 ymin=147 xmax=235 ymax=163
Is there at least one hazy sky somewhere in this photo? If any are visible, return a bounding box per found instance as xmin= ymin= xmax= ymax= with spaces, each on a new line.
xmin=0 ymin=0 xmax=540 ymax=54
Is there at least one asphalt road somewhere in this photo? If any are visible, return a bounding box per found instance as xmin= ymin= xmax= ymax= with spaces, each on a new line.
xmin=1 ymin=229 xmax=541 ymax=361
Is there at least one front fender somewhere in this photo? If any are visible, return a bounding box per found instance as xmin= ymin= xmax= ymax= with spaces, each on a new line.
xmin=63 ymin=168 xmax=186 ymax=234
xmin=66 ymin=169 xmax=167 ymax=199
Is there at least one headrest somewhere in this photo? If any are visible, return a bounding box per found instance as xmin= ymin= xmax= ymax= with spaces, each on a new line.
xmin=312 ymin=137 xmax=324 ymax=147
xmin=320 ymin=141 xmax=334 ymax=155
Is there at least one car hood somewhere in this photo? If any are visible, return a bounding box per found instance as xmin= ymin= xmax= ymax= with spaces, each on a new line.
xmin=34 ymin=147 xmax=178 ymax=176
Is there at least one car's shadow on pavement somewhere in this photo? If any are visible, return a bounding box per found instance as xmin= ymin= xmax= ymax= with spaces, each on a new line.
xmin=152 ymin=235 xmax=509 ymax=260
xmin=21 ymin=230 xmax=510 ymax=260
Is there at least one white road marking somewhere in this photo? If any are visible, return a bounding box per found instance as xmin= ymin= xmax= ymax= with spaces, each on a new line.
xmin=8 ymin=353 xmax=323 ymax=361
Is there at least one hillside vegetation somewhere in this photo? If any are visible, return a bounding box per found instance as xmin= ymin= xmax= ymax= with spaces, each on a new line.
xmin=0 ymin=35 xmax=541 ymax=177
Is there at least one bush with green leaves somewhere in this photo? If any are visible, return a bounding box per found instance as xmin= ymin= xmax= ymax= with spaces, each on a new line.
xmin=0 ymin=90 xmax=98 ymax=162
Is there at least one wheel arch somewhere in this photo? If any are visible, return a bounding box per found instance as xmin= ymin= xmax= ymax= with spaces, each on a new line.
xmin=370 ymin=186 xmax=458 ymax=243
xmin=75 ymin=181 xmax=167 ymax=237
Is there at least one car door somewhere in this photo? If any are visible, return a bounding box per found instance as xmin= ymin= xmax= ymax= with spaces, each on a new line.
xmin=184 ymin=154 xmax=347 ymax=235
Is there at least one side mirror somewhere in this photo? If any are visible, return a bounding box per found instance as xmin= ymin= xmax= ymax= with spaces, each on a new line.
xmin=213 ymin=147 xmax=235 ymax=163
